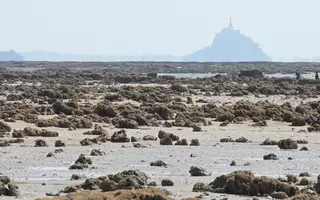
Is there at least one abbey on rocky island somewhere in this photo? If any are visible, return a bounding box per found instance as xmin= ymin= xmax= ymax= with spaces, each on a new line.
xmin=183 ymin=18 xmax=271 ymax=62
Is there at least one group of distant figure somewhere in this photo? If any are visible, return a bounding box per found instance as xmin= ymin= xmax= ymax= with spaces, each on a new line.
xmin=294 ymin=72 xmax=319 ymax=80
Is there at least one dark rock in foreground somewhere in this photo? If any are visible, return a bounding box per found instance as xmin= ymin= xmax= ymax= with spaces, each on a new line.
xmin=263 ymin=153 xmax=279 ymax=160
xmin=261 ymin=138 xmax=278 ymax=145
xmin=111 ymin=130 xmax=130 ymax=143
xmin=278 ymin=139 xmax=298 ymax=149
xmin=189 ymin=166 xmax=211 ymax=176
xmin=69 ymin=154 xmax=92 ymax=170
xmin=192 ymin=171 xmax=298 ymax=197
xmin=161 ymin=179 xmax=174 ymax=187
xmin=35 ymin=139 xmax=48 ymax=147
xmin=0 ymin=174 xmax=19 ymax=196
xmin=150 ymin=160 xmax=167 ymax=167
xmin=90 ymin=149 xmax=106 ymax=156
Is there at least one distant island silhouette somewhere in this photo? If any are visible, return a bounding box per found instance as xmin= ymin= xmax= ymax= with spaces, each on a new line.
xmin=0 ymin=50 xmax=24 ymax=61
xmin=183 ymin=19 xmax=271 ymax=62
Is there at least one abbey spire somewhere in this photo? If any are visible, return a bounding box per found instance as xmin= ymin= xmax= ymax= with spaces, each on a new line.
xmin=183 ymin=18 xmax=271 ymax=62
xmin=228 ymin=17 xmax=233 ymax=29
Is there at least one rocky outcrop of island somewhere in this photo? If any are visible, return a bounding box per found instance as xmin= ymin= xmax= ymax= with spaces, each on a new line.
xmin=184 ymin=19 xmax=271 ymax=62
xmin=0 ymin=50 xmax=24 ymax=61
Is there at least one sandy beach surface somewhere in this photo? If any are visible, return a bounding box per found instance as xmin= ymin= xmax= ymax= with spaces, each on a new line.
xmin=0 ymin=94 xmax=319 ymax=200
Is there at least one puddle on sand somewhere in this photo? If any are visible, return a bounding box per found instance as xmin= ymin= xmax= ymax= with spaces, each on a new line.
xmin=28 ymin=166 xmax=69 ymax=171
xmin=13 ymin=177 xmax=67 ymax=182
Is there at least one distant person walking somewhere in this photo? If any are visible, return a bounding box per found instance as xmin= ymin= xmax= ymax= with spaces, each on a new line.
xmin=293 ymin=72 xmax=301 ymax=84
xmin=294 ymin=72 xmax=301 ymax=80
xmin=316 ymin=72 xmax=319 ymax=80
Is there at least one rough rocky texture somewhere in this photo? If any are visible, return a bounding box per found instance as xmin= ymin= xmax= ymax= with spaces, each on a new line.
xmin=194 ymin=171 xmax=299 ymax=197
xmin=189 ymin=166 xmax=211 ymax=176
xmin=300 ymin=146 xmax=309 ymax=151
xmin=261 ymin=138 xmax=278 ymax=145
xmin=161 ymin=179 xmax=174 ymax=187
xmin=99 ymin=170 xmax=148 ymax=192
xmin=131 ymin=136 xmax=138 ymax=142
xmin=297 ymin=139 xmax=308 ymax=144
xmin=54 ymin=149 xmax=63 ymax=153
xmin=270 ymin=192 xmax=289 ymax=199
xmin=286 ymin=175 xmax=298 ymax=183
xmin=35 ymin=139 xmax=48 ymax=147
xmin=292 ymin=117 xmax=306 ymax=126
xmin=0 ymin=175 xmax=19 ymax=196
xmin=41 ymin=129 xmax=59 ymax=137
xmin=299 ymin=178 xmax=312 ymax=186
xmin=0 ymin=140 xmax=10 ymax=147
xmin=91 ymin=133 xmax=110 ymax=144
xmin=83 ymin=125 xmax=108 ymax=136
xmin=278 ymin=139 xmax=298 ymax=149
xmin=192 ymin=182 xmax=212 ymax=192
xmin=192 ymin=125 xmax=202 ymax=132
xmin=46 ymin=152 xmax=54 ymax=158
xmin=0 ymin=121 xmax=11 ymax=132
xmin=116 ymin=118 xmax=139 ymax=129
xmin=23 ymin=127 xmax=41 ymax=137
xmin=9 ymin=138 xmax=24 ymax=144
xmin=69 ymin=154 xmax=92 ymax=170
xmin=289 ymin=194 xmax=320 ymax=200
xmin=160 ymin=137 xmax=173 ymax=145
xmin=299 ymin=172 xmax=311 ymax=177
xmin=150 ymin=160 xmax=167 ymax=167
xmin=235 ymin=137 xmax=248 ymax=143
xmin=239 ymin=70 xmax=263 ymax=78
xmin=0 ymin=175 xmax=11 ymax=184
xmin=80 ymin=138 xmax=92 ymax=146
xmin=175 ymin=139 xmax=188 ymax=146
xmin=94 ymin=102 xmax=118 ymax=118
xmin=35 ymin=188 xmax=172 ymax=200
xmin=133 ymin=143 xmax=147 ymax=148
xmin=190 ymin=139 xmax=200 ymax=146
xmin=90 ymin=149 xmax=106 ymax=156
xmin=158 ymin=130 xmax=179 ymax=141
xmin=142 ymin=135 xmax=157 ymax=141
xmin=252 ymin=120 xmax=267 ymax=127
xmin=71 ymin=174 xmax=86 ymax=181
xmin=55 ymin=140 xmax=66 ymax=147
xmin=111 ymin=130 xmax=130 ymax=143
xmin=263 ymin=153 xmax=279 ymax=160
xmin=220 ymin=138 xmax=234 ymax=143
xmin=12 ymin=129 xmax=25 ymax=138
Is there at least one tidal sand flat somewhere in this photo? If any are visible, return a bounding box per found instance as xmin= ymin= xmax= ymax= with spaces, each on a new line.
xmin=0 ymin=62 xmax=320 ymax=200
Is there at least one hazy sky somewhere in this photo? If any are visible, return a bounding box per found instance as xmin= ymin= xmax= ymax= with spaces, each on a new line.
xmin=0 ymin=0 xmax=319 ymax=59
